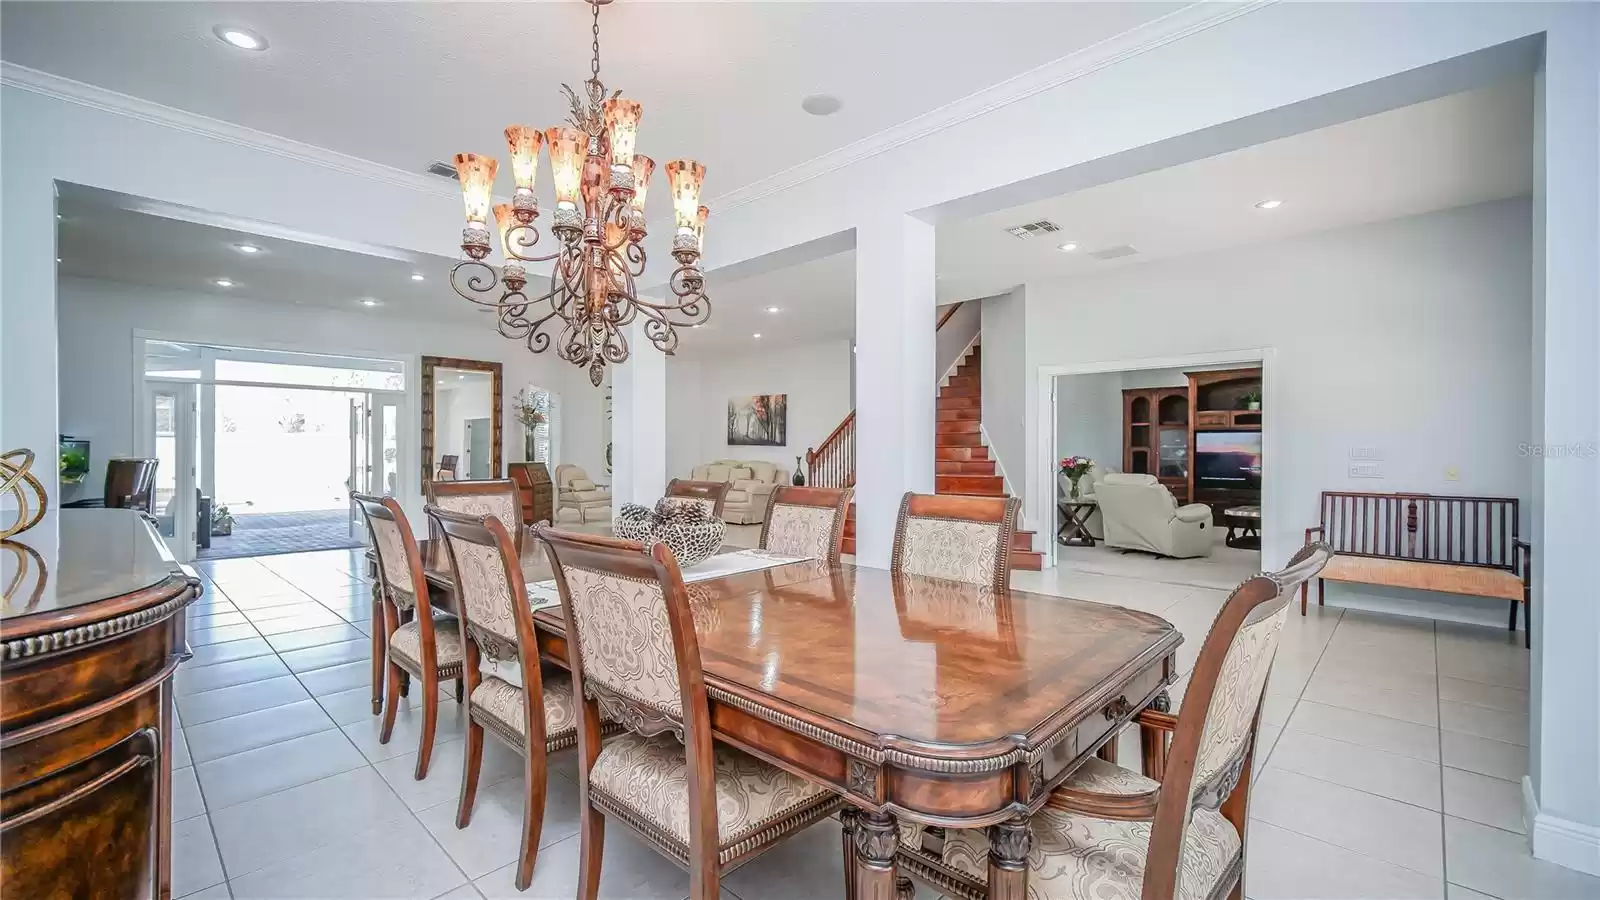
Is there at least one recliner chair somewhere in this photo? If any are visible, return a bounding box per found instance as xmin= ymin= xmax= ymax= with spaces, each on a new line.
xmin=1094 ymin=473 xmax=1214 ymax=558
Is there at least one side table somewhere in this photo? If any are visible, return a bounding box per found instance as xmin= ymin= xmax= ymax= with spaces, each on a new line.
xmin=1057 ymin=499 xmax=1098 ymax=547
xmin=1224 ymin=505 xmax=1261 ymax=549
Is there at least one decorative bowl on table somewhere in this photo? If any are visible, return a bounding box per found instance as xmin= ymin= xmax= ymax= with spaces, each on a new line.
xmin=613 ymin=499 xmax=726 ymax=568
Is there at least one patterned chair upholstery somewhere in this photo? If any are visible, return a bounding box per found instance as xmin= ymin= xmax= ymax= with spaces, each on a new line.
xmin=426 ymin=478 xmax=523 ymax=555
xmin=426 ymin=505 xmax=584 ymax=892
xmin=893 ymin=543 xmax=1332 ymax=900
xmin=536 ymin=525 xmax=842 ymax=897
xmin=664 ymin=478 xmax=732 ymax=520
xmin=759 ymin=486 xmax=852 ymax=566
xmin=353 ymin=493 xmax=463 ymax=782
xmin=890 ymin=492 xmax=1021 ymax=591
xmin=555 ymin=464 xmax=612 ymax=524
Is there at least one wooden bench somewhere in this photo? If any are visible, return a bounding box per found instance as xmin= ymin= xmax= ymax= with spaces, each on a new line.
xmin=1304 ymin=491 xmax=1532 ymax=647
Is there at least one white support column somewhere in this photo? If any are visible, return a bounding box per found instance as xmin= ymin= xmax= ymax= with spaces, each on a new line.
xmin=853 ymin=213 xmax=937 ymax=568
xmin=610 ymin=319 xmax=668 ymax=510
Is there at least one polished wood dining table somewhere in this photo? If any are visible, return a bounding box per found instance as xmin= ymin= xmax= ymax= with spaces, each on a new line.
xmin=367 ymin=537 xmax=1180 ymax=899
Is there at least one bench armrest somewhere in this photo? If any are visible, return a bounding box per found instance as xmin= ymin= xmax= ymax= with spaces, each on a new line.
xmin=1305 ymin=525 xmax=1324 ymax=545
xmin=1516 ymin=539 xmax=1532 ymax=578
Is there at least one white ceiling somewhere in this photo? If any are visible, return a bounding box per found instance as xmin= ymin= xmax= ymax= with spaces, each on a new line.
xmin=934 ymin=75 xmax=1535 ymax=301
xmin=2 ymin=1 xmax=1180 ymax=205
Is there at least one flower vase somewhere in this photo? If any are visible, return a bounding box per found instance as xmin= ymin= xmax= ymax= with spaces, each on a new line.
xmin=792 ymin=457 xmax=806 ymax=486
xmin=1069 ymin=476 xmax=1082 ymax=501
xmin=524 ymin=429 xmax=536 ymax=462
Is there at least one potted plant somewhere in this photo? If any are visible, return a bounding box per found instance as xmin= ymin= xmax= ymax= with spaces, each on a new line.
xmin=211 ymin=504 xmax=235 ymax=537
xmin=1241 ymin=389 xmax=1262 ymax=411
xmin=1059 ymin=455 xmax=1095 ymax=501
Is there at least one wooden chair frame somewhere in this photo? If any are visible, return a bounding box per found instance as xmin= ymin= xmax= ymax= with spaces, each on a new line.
xmin=104 ymin=457 xmax=159 ymax=512
xmin=665 ymin=478 xmax=733 ymax=519
xmin=353 ymin=492 xmax=462 ymax=780
xmin=536 ymin=525 xmax=837 ymax=900
xmin=428 ymin=505 xmax=564 ymax=891
xmin=894 ymin=542 xmax=1331 ymax=900
xmin=758 ymin=485 xmax=854 ymax=566
xmin=889 ymin=492 xmax=1021 ymax=592
xmin=426 ymin=478 xmax=525 ymax=557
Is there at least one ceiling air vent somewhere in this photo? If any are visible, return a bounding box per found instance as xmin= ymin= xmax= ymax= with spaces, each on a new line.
xmin=1004 ymin=219 xmax=1062 ymax=239
xmin=1088 ymin=244 xmax=1139 ymax=261
xmin=425 ymin=160 xmax=460 ymax=180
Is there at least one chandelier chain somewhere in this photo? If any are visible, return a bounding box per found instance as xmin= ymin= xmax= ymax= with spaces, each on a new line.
xmin=590 ymin=1 xmax=602 ymax=81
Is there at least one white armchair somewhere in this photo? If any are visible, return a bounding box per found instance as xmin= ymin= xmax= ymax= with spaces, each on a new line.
xmin=554 ymin=464 xmax=611 ymax=524
xmin=1093 ymin=473 xmax=1214 ymax=558
xmin=688 ymin=459 xmax=785 ymax=524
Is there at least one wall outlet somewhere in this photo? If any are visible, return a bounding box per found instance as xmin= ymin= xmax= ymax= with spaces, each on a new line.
xmin=1349 ymin=446 xmax=1384 ymax=461
xmin=1348 ymin=462 xmax=1383 ymax=478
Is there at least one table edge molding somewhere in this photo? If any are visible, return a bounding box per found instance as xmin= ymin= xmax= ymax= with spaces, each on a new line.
xmin=3 ymin=578 xmax=198 ymax=661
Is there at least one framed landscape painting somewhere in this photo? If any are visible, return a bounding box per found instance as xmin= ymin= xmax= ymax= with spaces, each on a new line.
xmin=727 ymin=394 xmax=787 ymax=446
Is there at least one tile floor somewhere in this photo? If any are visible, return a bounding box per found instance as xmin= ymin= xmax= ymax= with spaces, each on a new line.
xmin=168 ymin=540 xmax=1594 ymax=900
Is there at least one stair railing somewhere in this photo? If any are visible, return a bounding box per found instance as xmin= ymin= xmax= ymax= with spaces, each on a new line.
xmin=806 ymin=411 xmax=855 ymax=488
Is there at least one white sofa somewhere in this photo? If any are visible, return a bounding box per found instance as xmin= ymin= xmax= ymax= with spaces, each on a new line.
xmin=554 ymin=464 xmax=611 ymax=524
xmin=688 ymin=459 xmax=785 ymax=524
xmin=1093 ymin=473 xmax=1214 ymax=558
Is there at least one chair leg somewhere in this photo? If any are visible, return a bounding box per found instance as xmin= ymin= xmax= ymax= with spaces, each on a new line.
xmin=1096 ymin=734 xmax=1119 ymax=764
xmin=414 ymin=671 xmax=439 ymax=780
xmin=1300 ymin=579 xmax=1308 ymax=616
xmin=379 ymin=663 xmax=401 ymax=744
xmin=1508 ymin=597 xmax=1518 ymax=633
xmin=455 ymin=678 xmax=464 ymax=704
xmin=514 ymin=744 xmax=550 ymax=891
xmin=1317 ymin=577 xmax=1325 ymax=606
xmin=370 ymin=588 xmax=385 ymax=715
xmin=689 ymin=855 xmax=720 ymax=900
xmin=456 ymin=716 xmax=484 ymax=829
xmin=576 ymin=804 xmax=605 ymax=900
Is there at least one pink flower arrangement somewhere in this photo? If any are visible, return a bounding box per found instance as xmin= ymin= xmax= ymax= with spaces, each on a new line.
xmin=1059 ymin=455 xmax=1094 ymax=479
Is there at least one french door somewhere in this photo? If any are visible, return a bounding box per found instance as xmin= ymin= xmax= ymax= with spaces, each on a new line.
xmin=347 ymin=393 xmax=403 ymax=538
xmin=144 ymin=382 xmax=200 ymax=562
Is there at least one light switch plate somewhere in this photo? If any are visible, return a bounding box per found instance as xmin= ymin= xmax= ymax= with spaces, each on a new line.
xmin=1445 ymin=466 xmax=1460 ymax=481
xmin=1349 ymin=462 xmax=1383 ymax=478
xmin=1349 ymin=447 xmax=1384 ymax=461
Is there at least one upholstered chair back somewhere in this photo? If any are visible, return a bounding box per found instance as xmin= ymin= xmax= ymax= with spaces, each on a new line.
xmin=1143 ymin=542 xmax=1331 ymax=900
xmin=353 ymin=492 xmax=438 ymax=637
xmin=760 ymin=486 xmax=852 ymax=565
xmin=104 ymin=457 xmax=160 ymax=512
xmin=664 ymin=478 xmax=732 ymax=519
xmin=889 ymin=492 xmax=1021 ymax=591
xmin=538 ymin=527 xmax=705 ymax=737
xmin=429 ymin=506 xmax=544 ymax=694
xmin=427 ymin=479 xmax=523 ymax=555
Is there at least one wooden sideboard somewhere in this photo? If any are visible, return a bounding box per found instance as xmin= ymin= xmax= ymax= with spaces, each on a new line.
xmin=508 ymin=461 xmax=554 ymax=525
xmin=1 ymin=509 xmax=201 ymax=899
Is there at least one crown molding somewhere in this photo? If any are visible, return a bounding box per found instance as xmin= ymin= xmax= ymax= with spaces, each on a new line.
xmin=0 ymin=61 xmax=457 ymax=199
xmin=707 ymin=0 xmax=1277 ymax=215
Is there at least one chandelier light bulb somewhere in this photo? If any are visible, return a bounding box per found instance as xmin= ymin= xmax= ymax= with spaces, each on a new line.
xmin=545 ymin=127 xmax=588 ymax=210
xmin=629 ymin=155 xmax=655 ymax=212
xmin=666 ymin=159 xmax=706 ymax=233
xmin=493 ymin=203 xmax=519 ymax=259
xmin=452 ymin=153 xmax=498 ymax=226
xmin=503 ymin=126 xmax=543 ymax=196
xmin=602 ymin=97 xmax=643 ymax=168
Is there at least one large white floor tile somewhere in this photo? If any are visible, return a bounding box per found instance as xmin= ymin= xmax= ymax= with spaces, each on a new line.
xmin=241 ymin=601 xmax=332 ymax=623
xmin=251 ymin=609 xmax=349 ymax=636
xmin=228 ymin=815 xmax=468 ymax=900
xmin=1258 ymin=691 xmax=1299 ymax=728
xmin=1266 ymin=729 xmax=1442 ymax=810
xmin=416 ymin=770 xmax=581 ymax=880
xmin=1301 ymin=675 xmax=1440 ymax=726
xmin=316 ymin=682 xmax=441 ymax=726
xmin=174 ymin=814 xmax=226 ymax=899
xmin=1443 ymin=767 xmax=1526 ymax=834
xmin=1286 ymin=700 xmax=1440 ymax=762
xmin=180 ymin=883 xmax=233 ymax=900
xmin=189 ymin=623 xmax=264 ymax=647
xmin=1251 ymin=768 xmax=1444 ymax=877
xmin=1441 ymin=730 xmax=1528 ymax=783
xmin=189 ymin=610 xmax=250 ymax=630
xmin=430 ymin=886 xmax=484 ymax=900
xmin=195 ymin=727 xmax=365 ymax=810
xmin=278 ymin=638 xmax=370 ymax=674
xmin=1436 ymin=651 xmax=1529 ymax=691
xmin=1444 ymin=815 xmax=1600 ymax=899
xmin=177 ymin=675 xmax=311 ymax=726
xmin=174 ymin=728 xmax=192 ymax=769
xmin=175 ymin=654 xmax=291 ymax=697
xmin=375 ymin=736 xmax=519 ymax=812
xmin=1441 ymin=701 xmax=1528 ymax=746
xmin=174 ymin=765 xmax=205 ymax=822
xmin=1243 ymin=820 xmax=1443 ymax=900
xmin=265 ymin=622 xmax=366 ymax=653
xmin=724 ymin=815 xmax=847 ymax=900
xmin=1439 ymin=677 xmax=1528 ymax=714
xmin=1306 ymin=654 xmax=1439 ymax=695
xmin=210 ymin=767 xmax=414 ymax=878
xmin=342 ymin=700 xmax=469 ymax=764
xmin=297 ymin=659 xmax=377 ymax=696
xmin=1316 ymin=641 xmax=1437 ymax=678
xmin=186 ymin=636 xmax=276 ymax=667
xmin=184 ymin=698 xmax=337 ymax=763
xmin=473 ymin=829 xmax=709 ymax=900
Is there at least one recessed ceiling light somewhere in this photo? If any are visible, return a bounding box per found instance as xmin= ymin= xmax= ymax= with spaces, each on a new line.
xmin=410 ymin=273 xmax=426 ymax=282
xmin=1255 ymin=199 xmax=1284 ymax=210
xmin=800 ymin=94 xmax=842 ymax=117
xmin=213 ymin=25 xmax=267 ymax=51
xmin=752 ymin=333 xmax=762 ymax=339
xmin=765 ymin=306 xmax=780 ymax=314
xmin=1056 ymin=242 xmax=1079 ymax=253
xmin=360 ymin=298 xmax=380 ymax=307
xmin=234 ymin=243 xmax=262 ymax=254
xmin=213 ymin=278 xmax=234 ymax=288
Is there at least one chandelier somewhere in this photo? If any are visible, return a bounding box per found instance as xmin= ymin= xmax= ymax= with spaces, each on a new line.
xmin=448 ymin=0 xmax=710 ymax=386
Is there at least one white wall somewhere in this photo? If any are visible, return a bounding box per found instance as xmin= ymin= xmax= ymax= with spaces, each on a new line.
xmin=935 ymin=301 xmax=981 ymax=382
xmin=56 ymin=275 xmax=568 ymax=530
xmin=1025 ymin=199 xmax=1534 ymax=626
xmin=665 ymin=339 xmax=854 ymax=479
xmin=980 ymin=287 xmax=1028 ymax=506
xmin=1053 ymin=372 xmax=1124 ymax=483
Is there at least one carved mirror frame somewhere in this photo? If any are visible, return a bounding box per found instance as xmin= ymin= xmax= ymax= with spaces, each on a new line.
xmin=420 ymin=355 xmax=503 ymax=486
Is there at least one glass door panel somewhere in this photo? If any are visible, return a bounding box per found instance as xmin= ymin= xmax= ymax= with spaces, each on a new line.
xmin=145 ymin=383 xmax=198 ymax=561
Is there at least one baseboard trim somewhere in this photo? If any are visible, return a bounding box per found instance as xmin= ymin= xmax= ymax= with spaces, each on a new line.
xmin=1524 ymin=776 xmax=1600 ymax=876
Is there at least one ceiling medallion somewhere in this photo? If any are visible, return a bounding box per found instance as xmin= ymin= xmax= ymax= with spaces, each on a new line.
xmin=448 ymin=0 xmax=710 ymax=387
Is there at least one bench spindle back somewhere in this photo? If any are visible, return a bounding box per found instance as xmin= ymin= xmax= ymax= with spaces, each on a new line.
xmin=1318 ymin=492 xmax=1519 ymax=571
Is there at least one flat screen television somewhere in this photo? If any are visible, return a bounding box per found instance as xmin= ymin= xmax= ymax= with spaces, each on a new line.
xmin=1195 ymin=432 xmax=1262 ymax=491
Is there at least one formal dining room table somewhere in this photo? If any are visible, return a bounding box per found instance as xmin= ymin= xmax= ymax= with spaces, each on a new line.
xmin=367 ymin=533 xmax=1181 ymax=899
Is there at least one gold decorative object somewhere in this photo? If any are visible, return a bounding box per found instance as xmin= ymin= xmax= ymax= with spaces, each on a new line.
xmin=1 ymin=448 xmax=48 ymax=539
xmin=449 ymin=0 xmax=711 ymax=387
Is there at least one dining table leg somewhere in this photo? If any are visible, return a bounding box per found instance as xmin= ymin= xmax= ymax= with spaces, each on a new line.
xmin=370 ymin=581 xmax=384 ymax=715
xmin=985 ymin=816 xmax=1033 ymax=900
xmin=852 ymin=809 xmax=900 ymax=900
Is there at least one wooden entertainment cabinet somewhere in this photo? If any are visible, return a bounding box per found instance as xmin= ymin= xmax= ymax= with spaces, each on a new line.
xmin=1121 ymin=366 xmax=1262 ymax=515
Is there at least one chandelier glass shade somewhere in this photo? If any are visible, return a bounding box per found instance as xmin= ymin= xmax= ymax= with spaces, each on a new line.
xmin=448 ymin=1 xmax=710 ymax=386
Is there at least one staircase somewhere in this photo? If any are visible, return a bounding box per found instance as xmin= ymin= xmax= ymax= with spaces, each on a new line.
xmin=819 ymin=340 xmax=1043 ymax=571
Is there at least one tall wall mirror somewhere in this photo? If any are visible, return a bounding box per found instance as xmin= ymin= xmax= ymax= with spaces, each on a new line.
xmin=421 ymin=356 xmax=503 ymax=484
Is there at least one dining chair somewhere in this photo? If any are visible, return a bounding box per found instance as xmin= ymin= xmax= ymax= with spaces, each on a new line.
xmin=664 ymin=478 xmax=732 ymax=519
xmin=759 ymin=485 xmax=853 ymax=565
xmin=889 ymin=492 xmax=1021 ymax=591
xmin=437 ymin=455 xmax=460 ymax=480
xmin=104 ymin=457 xmax=159 ymax=512
xmin=427 ymin=506 xmax=581 ymax=891
xmin=893 ymin=542 xmax=1332 ymax=900
xmin=426 ymin=478 xmax=524 ymax=556
xmin=534 ymin=525 xmax=843 ymax=900
xmin=353 ymin=493 xmax=464 ymax=780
